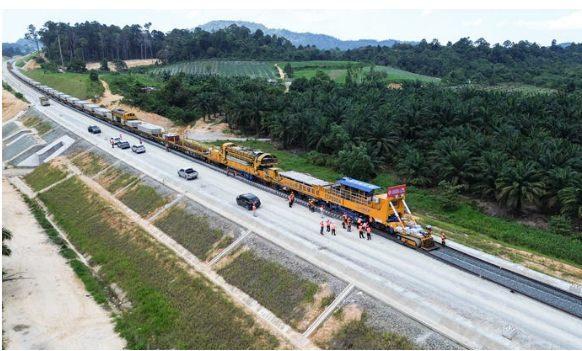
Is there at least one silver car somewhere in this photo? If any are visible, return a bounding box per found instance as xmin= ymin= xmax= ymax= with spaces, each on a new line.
xmin=132 ymin=144 xmax=146 ymax=154
xmin=178 ymin=168 xmax=198 ymax=180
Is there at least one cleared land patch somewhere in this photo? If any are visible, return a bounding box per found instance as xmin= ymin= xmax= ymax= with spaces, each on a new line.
xmin=23 ymin=69 xmax=104 ymax=101
xmin=37 ymin=176 xmax=280 ymax=349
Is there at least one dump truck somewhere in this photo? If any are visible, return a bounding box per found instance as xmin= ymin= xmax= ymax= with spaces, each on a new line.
xmin=39 ymin=96 xmax=50 ymax=106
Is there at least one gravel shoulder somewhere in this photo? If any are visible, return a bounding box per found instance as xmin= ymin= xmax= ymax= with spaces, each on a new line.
xmin=1 ymin=177 xmax=125 ymax=350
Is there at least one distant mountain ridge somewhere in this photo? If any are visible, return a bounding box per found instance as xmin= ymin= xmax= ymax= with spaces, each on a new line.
xmin=196 ymin=20 xmax=418 ymax=51
xmin=2 ymin=38 xmax=42 ymax=56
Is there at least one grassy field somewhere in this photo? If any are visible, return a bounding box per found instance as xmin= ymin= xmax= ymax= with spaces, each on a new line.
xmin=211 ymin=139 xmax=582 ymax=271
xmin=326 ymin=314 xmax=416 ymax=350
xmin=97 ymin=166 xmax=139 ymax=193
xmin=22 ymin=193 xmax=109 ymax=305
xmin=151 ymin=61 xmax=279 ymax=80
xmin=279 ymin=61 xmax=440 ymax=84
xmin=22 ymin=116 xmax=52 ymax=136
xmin=218 ymin=249 xmax=319 ymax=327
xmin=23 ymin=69 xmax=104 ymax=101
xmin=38 ymin=176 xmax=279 ymax=349
xmin=71 ymin=151 xmax=111 ymax=176
xmin=154 ymin=205 xmax=233 ymax=261
xmin=23 ymin=162 xmax=67 ymax=192
xmin=119 ymin=184 xmax=170 ymax=218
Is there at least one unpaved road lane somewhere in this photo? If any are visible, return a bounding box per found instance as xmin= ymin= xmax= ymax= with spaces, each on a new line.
xmin=1 ymin=178 xmax=125 ymax=350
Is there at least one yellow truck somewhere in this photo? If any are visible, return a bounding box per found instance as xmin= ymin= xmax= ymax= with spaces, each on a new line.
xmin=39 ymin=96 xmax=50 ymax=106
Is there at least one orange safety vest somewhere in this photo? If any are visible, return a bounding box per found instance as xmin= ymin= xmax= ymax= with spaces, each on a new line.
xmin=347 ymin=218 xmax=351 ymax=225
xmin=442 ymin=234 xmax=446 ymax=241
xmin=252 ymin=204 xmax=256 ymax=211
xmin=367 ymin=227 xmax=371 ymax=234
xmin=358 ymin=225 xmax=363 ymax=232
xmin=331 ymin=223 xmax=336 ymax=230
xmin=320 ymin=221 xmax=324 ymax=227
xmin=357 ymin=218 xmax=362 ymax=224
xmin=326 ymin=220 xmax=330 ymax=226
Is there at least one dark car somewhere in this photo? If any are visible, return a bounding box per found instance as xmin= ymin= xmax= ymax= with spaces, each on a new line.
xmin=236 ymin=193 xmax=261 ymax=210
xmin=178 ymin=168 xmax=198 ymax=180
xmin=88 ymin=125 xmax=101 ymax=134
xmin=118 ymin=141 xmax=130 ymax=149
xmin=132 ymin=144 xmax=146 ymax=154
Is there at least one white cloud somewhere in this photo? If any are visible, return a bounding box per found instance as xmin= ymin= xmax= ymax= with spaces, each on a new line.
xmin=514 ymin=10 xmax=582 ymax=30
xmin=462 ymin=18 xmax=482 ymax=26
xmin=420 ymin=9 xmax=433 ymax=18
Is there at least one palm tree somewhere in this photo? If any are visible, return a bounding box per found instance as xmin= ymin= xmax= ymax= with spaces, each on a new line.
xmin=495 ymin=161 xmax=545 ymax=213
xmin=268 ymin=113 xmax=293 ymax=148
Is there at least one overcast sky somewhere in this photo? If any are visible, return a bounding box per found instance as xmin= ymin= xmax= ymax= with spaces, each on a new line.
xmin=2 ymin=3 xmax=581 ymax=46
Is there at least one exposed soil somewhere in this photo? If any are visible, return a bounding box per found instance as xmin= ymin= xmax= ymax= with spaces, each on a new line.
xmin=310 ymin=303 xmax=362 ymax=344
xmin=1 ymin=177 xmax=124 ymax=350
xmin=296 ymin=283 xmax=334 ymax=331
xmin=86 ymin=59 xmax=161 ymax=72
xmin=475 ymin=199 xmax=549 ymax=229
xmin=2 ymin=88 xmax=29 ymax=122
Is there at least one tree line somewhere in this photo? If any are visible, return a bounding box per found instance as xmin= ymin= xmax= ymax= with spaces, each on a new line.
xmin=27 ymin=21 xmax=582 ymax=90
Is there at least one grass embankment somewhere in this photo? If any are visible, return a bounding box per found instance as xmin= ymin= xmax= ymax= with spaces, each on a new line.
xmin=23 ymin=162 xmax=67 ymax=192
xmin=2 ymin=80 xmax=29 ymax=103
xmin=22 ymin=116 xmax=52 ymax=136
xmin=154 ymin=206 xmax=233 ymax=261
xmin=22 ymin=193 xmax=108 ymax=304
xmin=71 ymin=151 xmax=111 ymax=176
xmin=218 ymin=249 xmax=319 ymax=327
xmin=326 ymin=314 xmax=416 ymax=350
xmin=97 ymin=166 xmax=139 ymax=193
xmin=119 ymin=184 xmax=170 ymax=217
xmin=38 ymin=176 xmax=279 ymax=349
xmin=213 ymin=139 xmax=582 ymax=272
xmin=23 ymin=69 xmax=104 ymax=101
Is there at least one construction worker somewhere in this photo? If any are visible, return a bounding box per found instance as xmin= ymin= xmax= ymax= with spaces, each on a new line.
xmin=441 ymin=233 xmax=446 ymax=246
xmin=368 ymin=217 xmax=374 ymax=228
xmin=426 ymin=225 xmax=432 ymax=236
xmin=111 ymin=139 xmax=114 ymax=148
xmin=342 ymin=213 xmax=347 ymax=229
xmin=288 ymin=195 xmax=293 ymax=208
xmin=357 ymin=217 xmax=362 ymax=227
xmin=253 ymin=204 xmax=257 ymax=217
xmin=358 ymin=224 xmax=364 ymax=239
xmin=290 ymin=192 xmax=295 ymax=206
xmin=165 ymin=143 xmax=170 ymax=152
xmin=320 ymin=221 xmax=324 ymax=235
xmin=331 ymin=222 xmax=336 ymax=236
xmin=320 ymin=204 xmax=324 ymax=218
xmin=119 ymin=133 xmax=122 ymax=138
xmin=367 ymin=226 xmax=372 ymax=240
xmin=139 ymin=137 xmax=142 ymax=144
xmin=347 ymin=217 xmax=352 ymax=232
xmin=309 ymin=200 xmax=314 ymax=212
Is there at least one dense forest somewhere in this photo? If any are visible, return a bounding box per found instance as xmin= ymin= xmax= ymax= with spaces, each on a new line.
xmin=107 ymin=70 xmax=582 ymax=225
xmin=26 ymin=21 xmax=582 ymax=89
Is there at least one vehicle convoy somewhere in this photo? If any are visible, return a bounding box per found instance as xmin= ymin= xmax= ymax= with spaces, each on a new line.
xmin=8 ymin=63 xmax=436 ymax=250
xmin=39 ymin=96 xmax=50 ymax=106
